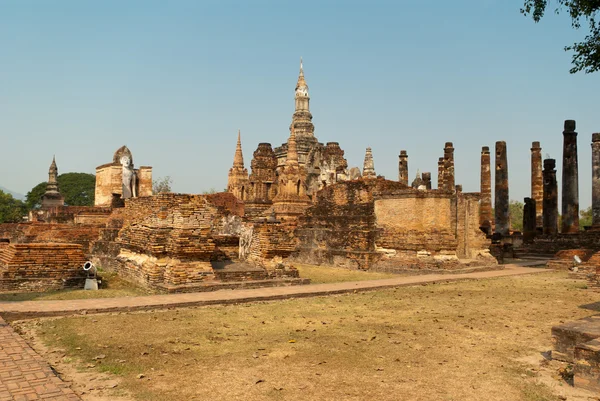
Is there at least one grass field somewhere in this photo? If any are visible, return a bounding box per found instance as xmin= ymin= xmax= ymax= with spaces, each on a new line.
xmin=0 ymin=272 xmax=149 ymax=301
xmin=0 ymin=264 xmax=394 ymax=302
xmin=27 ymin=271 xmax=600 ymax=401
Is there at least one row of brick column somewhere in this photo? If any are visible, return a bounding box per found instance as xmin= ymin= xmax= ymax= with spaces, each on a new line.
xmin=479 ymin=120 xmax=600 ymax=236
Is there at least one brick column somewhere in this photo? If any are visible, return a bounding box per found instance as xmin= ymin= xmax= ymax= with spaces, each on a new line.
xmin=592 ymin=133 xmax=600 ymax=228
xmin=398 ymin=150 xmax=408 ymax=186
xmin=480 ymin=146 xmax=492 ymax=234
xmin=531 ymin=141 xmax=543 ymax=229
xmin=438 ymin=157 xmax=445 ymax=190
xmin=543 ymin=158 xmax=558 ymax=235
xmin=562 ymin=120 xmax=579 ymax=233
xmin=523 ymin=197 xmax=536 ymax=242
xmin=494 ymin=141 xmax=509 ymax=236
xmin=443 ymin=142 xmax=455 ymax=192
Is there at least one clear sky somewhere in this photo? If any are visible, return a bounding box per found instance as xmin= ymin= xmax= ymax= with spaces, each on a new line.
xmin=1 ymin=1 xmax=598 ymax=209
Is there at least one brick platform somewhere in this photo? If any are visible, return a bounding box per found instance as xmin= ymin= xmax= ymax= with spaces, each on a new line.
xmin=552 ymin=314 xmax=600 ymax=392
xmin=0 ymin=317 xmax=79 ymax=400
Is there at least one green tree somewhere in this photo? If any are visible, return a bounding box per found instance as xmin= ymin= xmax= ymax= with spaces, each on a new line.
xmin=25 ymin=173 xmax=95 ymax=210
xmin=0 ymin=190 xmax=26 ymax=223
xmin=509 ymin=200 xmax=524 ymax=232
xmin=522 ymin=1 xmax=600 ymax=73
xmin=153 ymin=176 xmax=172 ymax=194
xmin=580 ymin=206 xmax=593 ymax=228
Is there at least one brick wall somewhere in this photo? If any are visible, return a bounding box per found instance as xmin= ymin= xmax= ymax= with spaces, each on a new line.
xmin=0 ymin=243 xmax=87 ymax=292
xmin=294 ymin=178 xmax=493 ymax=270
xmin=137 ymin=166 xmax=153 ymax=197
xmin=0 ymin=223 xmax=102 ymax=256
xmin=294 ymin=180 xmax=380 ymax=269
xmin=246 ymin=223 xmax=298 ymax=263
xmin=374 ymin=194 xmax=456 ymax=252
xmin=95 ymin=164 xmax=122 ymax=207
xmin=456 ymin=192 xmax=492 ymax=259
xmin=31 ymin=206 xmax=111 ymax=225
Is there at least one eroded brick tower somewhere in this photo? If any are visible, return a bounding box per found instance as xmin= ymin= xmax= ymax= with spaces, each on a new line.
xmin=227 ymin=130 xmax=249 ymax=201
xmin=272 ymin=128 xmax=311 ymax=220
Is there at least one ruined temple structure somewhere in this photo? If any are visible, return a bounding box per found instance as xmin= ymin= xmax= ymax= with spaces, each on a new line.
xmin=272 ymin=59 xmax=350 ymax=195
xmin=562 ymin=120 xmax=580 ymax=233
xmin=94 ymin=146 xmax=152 ymax=207
xmin=522 ymin=122 xmax=600 ymax=273
xmin=41 ymin=156 xmax=65 ymax=209
xmin=294 ymin=178 xmax=495 ymax=271
xmin=227 ymin=59 xmax=353 ymax=215
xmin=92 ymin=192 xmax=305 ymax=292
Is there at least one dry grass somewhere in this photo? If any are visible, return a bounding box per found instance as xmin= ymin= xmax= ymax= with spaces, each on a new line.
xmin=294 ymin=263 xmax=396 ymax=283
xmin=31 ymin=271 xmax=599 ymax=401
xmin=0 ymin=264 xmax=390 ymax=302
xmin=0 ymin=272 xmax=149 ymax=301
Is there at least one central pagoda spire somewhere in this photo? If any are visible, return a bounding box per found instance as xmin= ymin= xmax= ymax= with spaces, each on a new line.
xmin=291 ymin=57 xmax=315 ymax=140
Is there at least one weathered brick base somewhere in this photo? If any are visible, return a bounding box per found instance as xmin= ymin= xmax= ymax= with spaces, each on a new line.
xmin=552 ymin=314 xmax=600 ymax=392
xmin=545 ymin=249 xmax=595 ymax=270
xmin=574 ymin=338 xmax=600 ymax=392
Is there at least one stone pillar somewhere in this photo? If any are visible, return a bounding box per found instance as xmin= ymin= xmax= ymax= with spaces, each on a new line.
xmin=592 ymin=133 xmax=600 ymax=228
xmin=480 ymin=146 xmax=492 ymax=234
xmin=531 ymin=141 xmax=543 ymax=229
xmin=398 ymin=150 xmax=408 ymax=186
xmin=422 ymin=172 xmax=432 ymax=190
xmin=523 ymin=197 xmax=536 ymax=242
xmin=543 ymin=158 xmax=558 ymax=235
xmin=443 ymin=142 xmax=455 ymax=191
xmin=494 ymin=141 xmax=509 ymax=236
xmin=561 ymin=120 xmax=579 ymax=233
xmin=438 ymin=157 xmax=445 ymax=190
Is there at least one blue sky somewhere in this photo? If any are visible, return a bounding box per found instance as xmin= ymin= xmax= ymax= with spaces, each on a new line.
xmin=1 ymin=1 xmax=598 ymax=208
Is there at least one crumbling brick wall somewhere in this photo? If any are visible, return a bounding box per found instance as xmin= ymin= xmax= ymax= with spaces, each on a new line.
xmin=456 ymin=192 xmax=492 ymax=259
xmin=294 ymin=180 xmax=380 ymax=269
xmin=0 ymin=223 xmax=102 ymax=256
xmin=31 ymin=206 xmax=111 ymax=225
xmin=246 ymin=223 xmax=299 ymax=263
xmin=0 ymin=243 xmax=87 ymax=292
xmin=294 ymin=178 xmax=493 ymax=270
